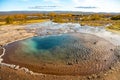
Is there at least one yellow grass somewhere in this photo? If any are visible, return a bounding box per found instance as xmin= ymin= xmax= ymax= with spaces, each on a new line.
xmin=0 ymin=19 xmax=49 ymax=26
xmin=106 ymin=28 xmax=120 ymax=35
xmin=0 ymin=22 xmax=6 ymax=25
xmin=26 ymin=19 xmax=49 ymax=23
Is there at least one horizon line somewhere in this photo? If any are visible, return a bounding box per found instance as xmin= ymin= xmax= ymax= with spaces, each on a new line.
xmin=0 ymin=10 xmax=120 ymax=13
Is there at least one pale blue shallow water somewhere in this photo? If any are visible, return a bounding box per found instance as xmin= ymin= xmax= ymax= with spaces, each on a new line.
xmin=4 ymin=34 xmax=89 ymax=64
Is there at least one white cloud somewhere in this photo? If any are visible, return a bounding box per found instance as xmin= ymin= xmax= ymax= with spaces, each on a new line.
xmin=72 ymin=0 xmax=85 ymax=4
xmin=4 ymin=0 xmax=119 ymax=12
xmin=72 ymin=0 xmax=120 ymax=12
xmin=72 ymin=0 xmax=103 ymax=6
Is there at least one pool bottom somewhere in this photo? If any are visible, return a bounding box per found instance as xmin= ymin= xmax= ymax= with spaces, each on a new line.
xmin=2 ymin=33 xmax=117 ymax=75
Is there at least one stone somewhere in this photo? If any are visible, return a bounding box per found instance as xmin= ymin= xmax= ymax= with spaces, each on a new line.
xmin=14 ymin=65 xmax=19 ymax=70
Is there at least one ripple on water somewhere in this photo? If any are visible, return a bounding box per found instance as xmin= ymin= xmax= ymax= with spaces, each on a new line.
xmin=2 ymin=33 xmax=117 ymax=75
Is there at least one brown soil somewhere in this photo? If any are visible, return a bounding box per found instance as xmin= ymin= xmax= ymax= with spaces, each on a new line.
xmin=1 ymin=63 xmax=120 ymax=80
xmin=0 ymin=25 xmax=35 ymax=45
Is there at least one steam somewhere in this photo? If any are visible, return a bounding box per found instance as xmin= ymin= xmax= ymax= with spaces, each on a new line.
xmin=77 ymin=25 xmax=120 ymax=46
xmin=26 ymin=21 xmax=120 ymax=46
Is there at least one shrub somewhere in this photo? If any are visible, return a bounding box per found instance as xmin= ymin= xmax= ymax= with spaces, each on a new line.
xmin=111 ymin=15 xmax=120 ymax=20
xmin=5 ymin=16 xmax=14 ymax=24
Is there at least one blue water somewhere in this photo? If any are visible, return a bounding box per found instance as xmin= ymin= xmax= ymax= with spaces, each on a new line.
xmin=5 ymin=34 xmax=90 ymax=64
xmin=3 ymin=33 xmax=117 ymax=75
xmin=30 ymin=35 xmax=72 ymax=50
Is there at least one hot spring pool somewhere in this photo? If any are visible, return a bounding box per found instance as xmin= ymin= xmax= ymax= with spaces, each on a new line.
xmin=2 ymin=33 xmax=117 ymax=75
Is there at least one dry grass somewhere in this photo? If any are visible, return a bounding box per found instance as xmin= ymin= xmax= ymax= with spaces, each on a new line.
xmin=26 ymin=19 xmax=49 ymax=23
xmin=0 ymin=19 xmax=49 ymax=26
xmin=80 ymin=20 xmax=113 ymax=27
xmin=0 ymin=22 xmax=6 ymax=26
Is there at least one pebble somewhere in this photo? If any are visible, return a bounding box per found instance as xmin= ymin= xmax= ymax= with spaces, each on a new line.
xmin=104 ymin=73 xmax=107 ymax=76
xmin=14 ymin=65 xmax=19 ymax=70
xmin=67 ymin=62 xmax=73 ymax=65
xmin=87 ymin=76 xmax=92 ymax=80
xmin=92 ymin=74 xmax=98 ymax=78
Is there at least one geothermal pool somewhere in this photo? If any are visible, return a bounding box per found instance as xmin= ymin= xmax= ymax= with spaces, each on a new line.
xmin=2 ymin=33 xmax=117 ymax=75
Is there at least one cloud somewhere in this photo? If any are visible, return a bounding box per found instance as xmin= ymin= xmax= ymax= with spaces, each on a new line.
xmin=75 ymin=6 xmax=97 ymax=9
xmin=72 ymin=0 xmax=98 ymax=6
xmin=29 ymin=6 xmax=59 ymax=9
xmin=72 ymin=0 xmax=84 ymax=4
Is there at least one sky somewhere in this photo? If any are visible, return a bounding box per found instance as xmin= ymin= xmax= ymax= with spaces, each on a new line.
xmin=0 ymin=0 xmax=120 ymax=12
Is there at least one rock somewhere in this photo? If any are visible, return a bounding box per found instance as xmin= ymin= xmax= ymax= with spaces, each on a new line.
xmin=104 ymin=73 xmax=107 ymax=76
xmin=93 ymin=42 xmax=97 ymax=44
xmin=75 ymin=59 xmax=79 ymax=64
xmin=29 ymin=71 xmax=34 ymax=75
xmin=110 ymin=49 xmax=113 ymax=51
xmin=0 ymin=45 xmax=3 ymax=48
xmin=67 ymin=62 xmax=73 ymax=65
xmin=92 ymin=74 xmax=98 ymax=79
xmin=14 ymin=65 xmax=19 ymax=70
xmin=109 ymin=66 xmax=112 ymax=69
xmin=87 ymin=76 xmax=92 ymax=80
xmin=104 ymin=59 xmax=107 ymax=62
xmin=10 ymin=65 xmax=16 ymax=69
xmin=97 ymin=75 xmax=101 ymax=78
xmin=83 ymin=58 xmax=87 ymax=60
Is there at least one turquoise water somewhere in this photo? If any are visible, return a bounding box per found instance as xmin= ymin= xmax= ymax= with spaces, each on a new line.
xmin=3 ymin=33 xmax=116 ymax=75
xmin=21 ymin=34 xmax=74 ymax=55
xmin=4 ymin=34 xmax=90 ymax=64
xmin=25 ymin=35 xmax=72 ymax=50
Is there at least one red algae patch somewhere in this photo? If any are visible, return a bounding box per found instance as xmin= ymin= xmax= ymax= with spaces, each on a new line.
xmin=2 ymin=33 xmax=117 ymax=76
